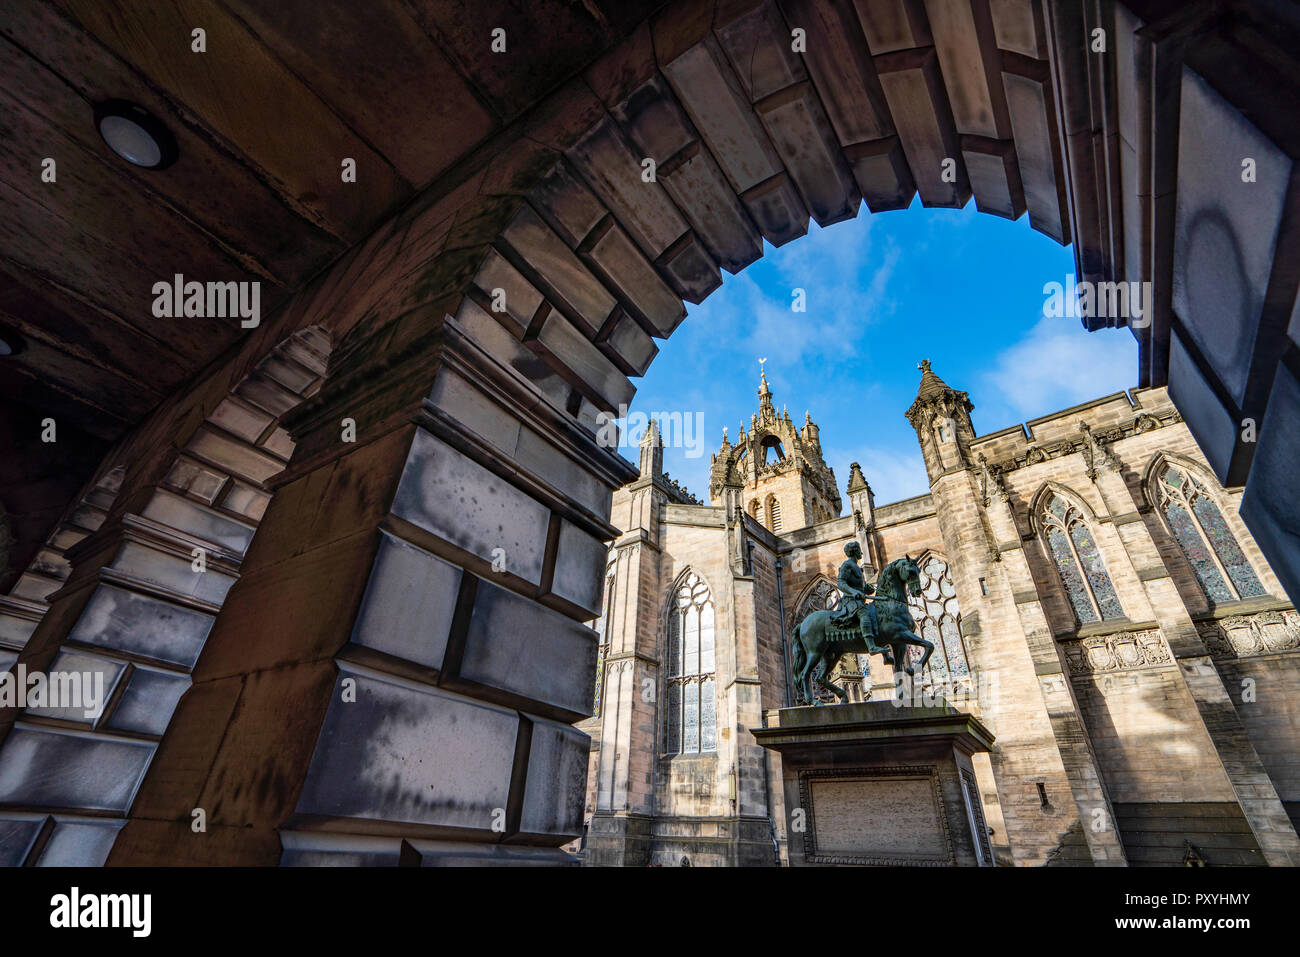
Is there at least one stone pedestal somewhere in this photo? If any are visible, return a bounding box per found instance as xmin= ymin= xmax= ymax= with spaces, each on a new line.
xmin=751 ymin=702 xmax=995 ymax=866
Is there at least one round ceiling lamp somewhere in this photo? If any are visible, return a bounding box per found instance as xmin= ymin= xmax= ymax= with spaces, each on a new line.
xmin=0 ymin=324 xmax=25 ymax=357
xmin=94 ymin=100 xmax=178 ymax=170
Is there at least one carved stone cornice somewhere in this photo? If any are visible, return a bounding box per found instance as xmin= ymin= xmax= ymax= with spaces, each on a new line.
xmin=978 ymin=409 xmax=1182 ymax=476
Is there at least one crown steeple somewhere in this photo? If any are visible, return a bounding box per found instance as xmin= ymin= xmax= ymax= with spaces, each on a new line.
xmin=708 ymin=364 xmax=841 ymax=528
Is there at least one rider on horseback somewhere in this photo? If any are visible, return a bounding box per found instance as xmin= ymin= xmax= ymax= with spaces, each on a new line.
xmin=830 ymin=541 xmax=887 ymax=655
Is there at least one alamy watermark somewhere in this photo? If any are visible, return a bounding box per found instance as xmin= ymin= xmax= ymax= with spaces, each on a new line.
xmin=0 ymin=664 xmax=105 ymax=719
xmin=595 ymin=405 xmax=705 ymax=459
xmin=152 ymin=273 xmax=260 ymax=328
xmin=1043 ymin=274 xmax=1152 ymax=327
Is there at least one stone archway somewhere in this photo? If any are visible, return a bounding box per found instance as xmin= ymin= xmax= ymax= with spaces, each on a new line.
xmin=2 ymin=0 xmax=1297 ymax=866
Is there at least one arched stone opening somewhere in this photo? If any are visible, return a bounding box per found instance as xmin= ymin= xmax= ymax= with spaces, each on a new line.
xmin=0 ymin=327 xmax=333 ymax=866
xmin=1 ymin=0 xmax=1297 ymax=868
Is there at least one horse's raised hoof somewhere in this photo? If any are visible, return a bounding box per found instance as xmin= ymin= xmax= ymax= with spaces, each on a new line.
xmin=882 ymin=653 xmax=894 ymax=665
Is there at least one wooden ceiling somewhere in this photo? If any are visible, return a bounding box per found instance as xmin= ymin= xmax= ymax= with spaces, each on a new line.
xmin=0 ymin=0 xmax=663 ymax=585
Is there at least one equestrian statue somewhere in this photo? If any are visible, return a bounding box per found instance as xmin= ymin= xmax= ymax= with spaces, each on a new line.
xmin=789 ymin=542 xmax=934 ymax=705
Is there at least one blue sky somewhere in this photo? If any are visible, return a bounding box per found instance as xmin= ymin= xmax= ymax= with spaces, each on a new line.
xmin=624 ymin=197 xmax=1140 ymax=507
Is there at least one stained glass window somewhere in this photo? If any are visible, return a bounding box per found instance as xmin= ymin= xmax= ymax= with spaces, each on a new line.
xmin=1154 ymin=463 xmax=1265 ymax=602
xmin=665 ymin=572 xmax=717 ymax=755
xmin=906 ymin=556 xmax=969 ymax=687
xmin=1041 ymin=492 xmax=1124 ymax=624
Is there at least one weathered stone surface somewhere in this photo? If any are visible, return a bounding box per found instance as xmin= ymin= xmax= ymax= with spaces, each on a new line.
xmin=459 ymin=578 xmax=598 ymax=718
xmin=33 ymin=818 xmax=125 ymax=866
xmin=1167 ymin=329 xmax=1240 ymax=483
xmin=530 ymin=161 xmax=609 ymax=249
xmin=924 ymin=0 xmax=1010 ymax=138
xmin=716 ymin=0 xmax=807 ymax=104
xmin=391 ymin=429 xmax=551 ymax=585
xmin=741 ymin=172 xmax=810 ymax=246
xmin=551 ymin=519 xmax=609 ymax=614
xmin=845 ymin=137 xmax=917 ymax=211
xmin=347 ymin=531 xmax=462 ymax=671
xmin=581 ymin=220 xmax=687 ymax=336
xmin=658 ymin=36 xmax=783 ymax=194
xmin=0 ymin=816 xmax=43 ymax=866
xmin=779 ymin=0 xmax=892 ymax=145
xmin=295 ymin=668 xmax=519 ymax=833
xmin=24 ymin=648 xmax=125 ymax=723
xmin=471 ymin=248 xmax=543 ymax=335
xmin=1173 ymin=67 xmax=1291 ymax=404
xmin=657 ymin=142 xmax=764 ymax=273
xmin=0 ymin=727 xmax=154 ymax=812
xmin=102 ymin=666 xmax=191 ymax=736
xmin=1241 ymin=363 xmax=1300 ymax=606
xmin=67 ymin=584 xmax=214 ymax=669
xmin=655 ymin=230 xmax=723 ymax=303
xmin=500 ymin=204 xmax=617 ymax=337
xmin=755 ymin=83 xmax=863 ymax=226
xmin=598 ymin=309 xmax=659 ymax=377
xmin=519 ymin=716 xmax=589 ymax=839
xmin=853 ymin=0 xmax=932 ymax=53
xmin=533 ymin=308 xmax=638 ymax=410
xmin=962 ymin=137 xmax=1026 ymax=219
xmin=988 ymin=0 xmax=1043 ymax=58
xmin=568 ymin=115 xmax=688 ymax=259
xmin=110 ymin=541 xmax=236 ymax=607
xmin=1002 ymin=70 xmax=1068 ymax=242
xmin=877 ymin=52 xmax=971 ymax=208
xmin=140 ymin=490 xmax=257 ymax=556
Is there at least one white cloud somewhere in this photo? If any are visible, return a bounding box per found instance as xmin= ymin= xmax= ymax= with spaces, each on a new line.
xmin=691 ymin=217 xmax=901 ymax=369
xmin=822 ymin=442 xmax=930 ymax=506
xmin=976 ymin=315 xmax=1139 ymax=431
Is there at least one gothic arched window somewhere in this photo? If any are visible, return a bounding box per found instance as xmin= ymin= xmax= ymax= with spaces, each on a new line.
xmin=766 ymin=494 xmax=782 ymax=532
xmin=1151 ymin=462 xmax=1265 ymax=603
xmin=592 ymin=557 xmax=618 ymax=717
xmin=749 ymin=499 xmax=760 ymax=519
xmin=906 ymin=555 xmax=969 ymax=685
xmin=1040 ymin=491 xmax=1124 ymax=624
xmin=664 ymin=572 xmax=716 ymax=755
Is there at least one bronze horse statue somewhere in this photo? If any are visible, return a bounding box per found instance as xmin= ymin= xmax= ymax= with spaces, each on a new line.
xmin=790 ymin=555 xmax=933 ymax=705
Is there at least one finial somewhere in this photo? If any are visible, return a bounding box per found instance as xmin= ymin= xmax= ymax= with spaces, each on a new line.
xmin=918 ymin=358 xmax=932 ymax=373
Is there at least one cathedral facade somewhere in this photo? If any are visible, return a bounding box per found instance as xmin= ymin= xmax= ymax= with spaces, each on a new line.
xmin=578 ymin=365 xmax=1300 ymax=867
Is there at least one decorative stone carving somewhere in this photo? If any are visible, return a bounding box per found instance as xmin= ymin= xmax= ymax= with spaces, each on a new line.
xmin=1197 ymin=610 xmax=1300 ymax=659
xmin=976 ymin=453 xmax=1009 ymax=507
xmin=1079 ymin=422 xmax=1121 ymax=482
xmin=1061 ymin=629 xmax=1172 ymax=675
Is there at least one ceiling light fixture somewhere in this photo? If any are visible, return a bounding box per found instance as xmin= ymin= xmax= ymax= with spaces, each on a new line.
xmin=94 ymin=100 xmax=178 ymax=170
xmin=0 ymin=324 xmax=25 ymax=358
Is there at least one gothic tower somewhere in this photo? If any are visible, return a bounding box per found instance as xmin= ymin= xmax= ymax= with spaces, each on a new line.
xmin=708 ymin=369 xmax=841 ymax=532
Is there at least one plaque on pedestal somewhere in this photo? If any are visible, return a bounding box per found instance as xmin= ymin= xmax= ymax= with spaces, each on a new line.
xmin=751 ymin=701 xmax=995 ymax=866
